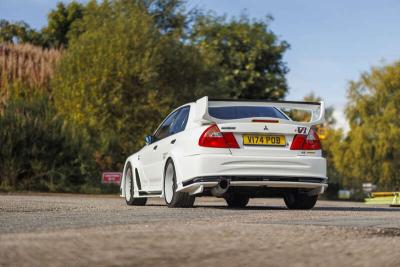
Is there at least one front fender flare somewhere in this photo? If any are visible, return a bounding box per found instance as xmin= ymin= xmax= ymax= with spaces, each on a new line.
xmin=120 ymin=154 xmax=140 ymax=198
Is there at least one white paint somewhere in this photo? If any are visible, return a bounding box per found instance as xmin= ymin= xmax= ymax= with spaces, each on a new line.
xmin=120 ymin=97 xmax=327 ymax=202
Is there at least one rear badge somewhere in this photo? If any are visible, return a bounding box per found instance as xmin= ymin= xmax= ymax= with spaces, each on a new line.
xmin=296 ymin=127 xmax=307 ymax=134
xmin=263 ymin=125 xmax=268 ymax=131
xmin=221 ymin=126 xmax=236 ymax=130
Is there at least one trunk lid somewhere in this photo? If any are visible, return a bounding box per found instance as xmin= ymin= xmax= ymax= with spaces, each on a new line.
xmin=218 ymin=121 xmax=310 ymax=156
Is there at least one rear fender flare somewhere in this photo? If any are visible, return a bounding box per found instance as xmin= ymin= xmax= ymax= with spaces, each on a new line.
xmin=162 ymin=150 xmax=185 ymax=195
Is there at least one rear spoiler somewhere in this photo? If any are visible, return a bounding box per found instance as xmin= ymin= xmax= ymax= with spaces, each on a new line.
xmin=193 ymin=96 xmax=325 ymax=126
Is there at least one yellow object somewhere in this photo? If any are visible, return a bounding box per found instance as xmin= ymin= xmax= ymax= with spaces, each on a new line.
xmin=391 ymin=192 xmax=400 ymax=207
xmin=242 ymin=134 xmax=286 ymax=146
xmin=316 ymin=125 xmax=326 ymax=140
xmin=364 ymin=192 xmax=400 ymax=206
xmin=371 ymin=192 xmax=395 ymax=197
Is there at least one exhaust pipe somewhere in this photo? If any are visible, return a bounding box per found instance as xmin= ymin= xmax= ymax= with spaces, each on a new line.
xmin=211 ymin=179 xmax=230 ymax=197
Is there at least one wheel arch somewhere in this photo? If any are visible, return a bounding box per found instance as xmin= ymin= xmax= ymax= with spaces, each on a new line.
xmin=120 ymin=160 xmax=130 ymax=198
xmin=165 ymin=145 xmax=186 ymax=186
xmin=163 ymin=155 xmax=186 ymax=195
xmin=163 ymin=154 xmax=185 ymax=192
xmin=162 ymin=157 xmax=173 ymax=196
xmin=121 ymin=155 xmax=139 ymax=198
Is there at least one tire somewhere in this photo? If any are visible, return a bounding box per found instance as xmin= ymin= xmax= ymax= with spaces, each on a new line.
xmin=224 ymin=194 xmax=249 ymax=208
xmin=163 ymin=159 xmax=195 ymax=208
xmin=124 ymin=164 xmax=147 ymax=206
xmin=283 ymin=191 xmax=318 ymax=210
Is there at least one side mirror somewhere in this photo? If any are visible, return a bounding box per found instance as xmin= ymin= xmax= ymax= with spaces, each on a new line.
xmin=145 ymin=135 xmax=155 ymax=145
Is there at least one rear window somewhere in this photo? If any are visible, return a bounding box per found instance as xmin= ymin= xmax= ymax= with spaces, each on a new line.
xmin=208 ymin=106 xmax=288 ymax=120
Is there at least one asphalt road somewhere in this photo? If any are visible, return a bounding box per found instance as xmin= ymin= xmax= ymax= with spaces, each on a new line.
xmin=1 ymin=194 xmax=400 ymax=267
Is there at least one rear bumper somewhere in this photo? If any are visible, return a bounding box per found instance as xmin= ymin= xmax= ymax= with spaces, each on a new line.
xmin=177 ymin=153 xmax=326 ymax=183
xmin=176 ymin=154 xmax=327 ymax=195
xmin=183 ymin=176 xmax=327 ymax=187
xmin=178 ymin=175 xmax=328 ymax=194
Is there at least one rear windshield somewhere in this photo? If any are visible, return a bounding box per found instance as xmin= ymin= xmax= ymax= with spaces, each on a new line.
xmin=208 ymin=106 xmax=288 ymax=120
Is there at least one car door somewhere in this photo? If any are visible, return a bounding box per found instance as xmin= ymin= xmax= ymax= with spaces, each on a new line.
xmin=140 ymin=110 xmax=179 ymax=191
xmin=151 ymin=106 xmax=191 ymax=189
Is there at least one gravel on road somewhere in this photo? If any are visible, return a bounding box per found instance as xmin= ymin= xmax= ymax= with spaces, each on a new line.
xmin=1 ymin=194 xmax=399 ymax=267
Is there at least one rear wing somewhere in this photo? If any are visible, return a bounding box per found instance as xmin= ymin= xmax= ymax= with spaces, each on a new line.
xmin=193 ymin=96 xmax=325 ymax=126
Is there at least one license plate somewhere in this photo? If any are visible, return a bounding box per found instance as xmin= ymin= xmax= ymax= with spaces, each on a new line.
xmin=243 ymin=134 xmax=286 ymax=146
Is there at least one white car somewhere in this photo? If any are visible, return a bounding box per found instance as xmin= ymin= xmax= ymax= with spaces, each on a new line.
xmin=121 ymin=96 xmax=327 ymax=209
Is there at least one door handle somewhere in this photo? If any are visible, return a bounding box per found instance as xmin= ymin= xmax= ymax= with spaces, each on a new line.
xmin=153 ymin=145 xmax=158 ymax=150
xmin=170 ymin=139 xmax=176 ymax=144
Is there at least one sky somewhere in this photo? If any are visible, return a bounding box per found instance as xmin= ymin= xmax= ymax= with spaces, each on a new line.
xmin=1 ymin=0 xmax=400 ymax=130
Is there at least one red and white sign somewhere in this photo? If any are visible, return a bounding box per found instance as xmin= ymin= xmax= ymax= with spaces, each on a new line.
xmin=102 ymin=172 xmax=122 ymax=184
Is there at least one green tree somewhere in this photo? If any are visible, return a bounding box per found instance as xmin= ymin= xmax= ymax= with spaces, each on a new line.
xmin=52 ymin=0 xmax=209 ymax=170
xmin=0 ymin=19 xmax=43 ymax=46
xmin=190 ymin=14 xmax=289 ymax=99
xmin=145 ymin=0 xmax=187 ymax=37
xmin=42 ymin=0 xmax=187 ymax=47
xmin=336 ymin=62 xmax=400 ymax=189
xmin=42 ymin=1 xmax=85 ymax=48
xmin=0 ymin=2 xmax=85 ymax=48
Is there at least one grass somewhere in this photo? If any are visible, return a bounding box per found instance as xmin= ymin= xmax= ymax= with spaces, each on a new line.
xmin=0 ymin=43 xmax=62 ymax=102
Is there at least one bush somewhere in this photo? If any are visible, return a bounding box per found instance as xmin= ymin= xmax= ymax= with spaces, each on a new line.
xmin=0 ymin=87 xmax=97 ymax=192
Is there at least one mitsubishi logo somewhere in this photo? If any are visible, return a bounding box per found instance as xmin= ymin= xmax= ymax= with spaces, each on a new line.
xmin=263 ymin=125 xmax=268 ymax=131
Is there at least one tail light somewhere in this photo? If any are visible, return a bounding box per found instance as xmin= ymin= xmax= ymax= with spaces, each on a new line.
xmin=290 ymin=129 xmax=321 ymax=150
xmin=199 ymin=125 xmax=239 ymax=148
